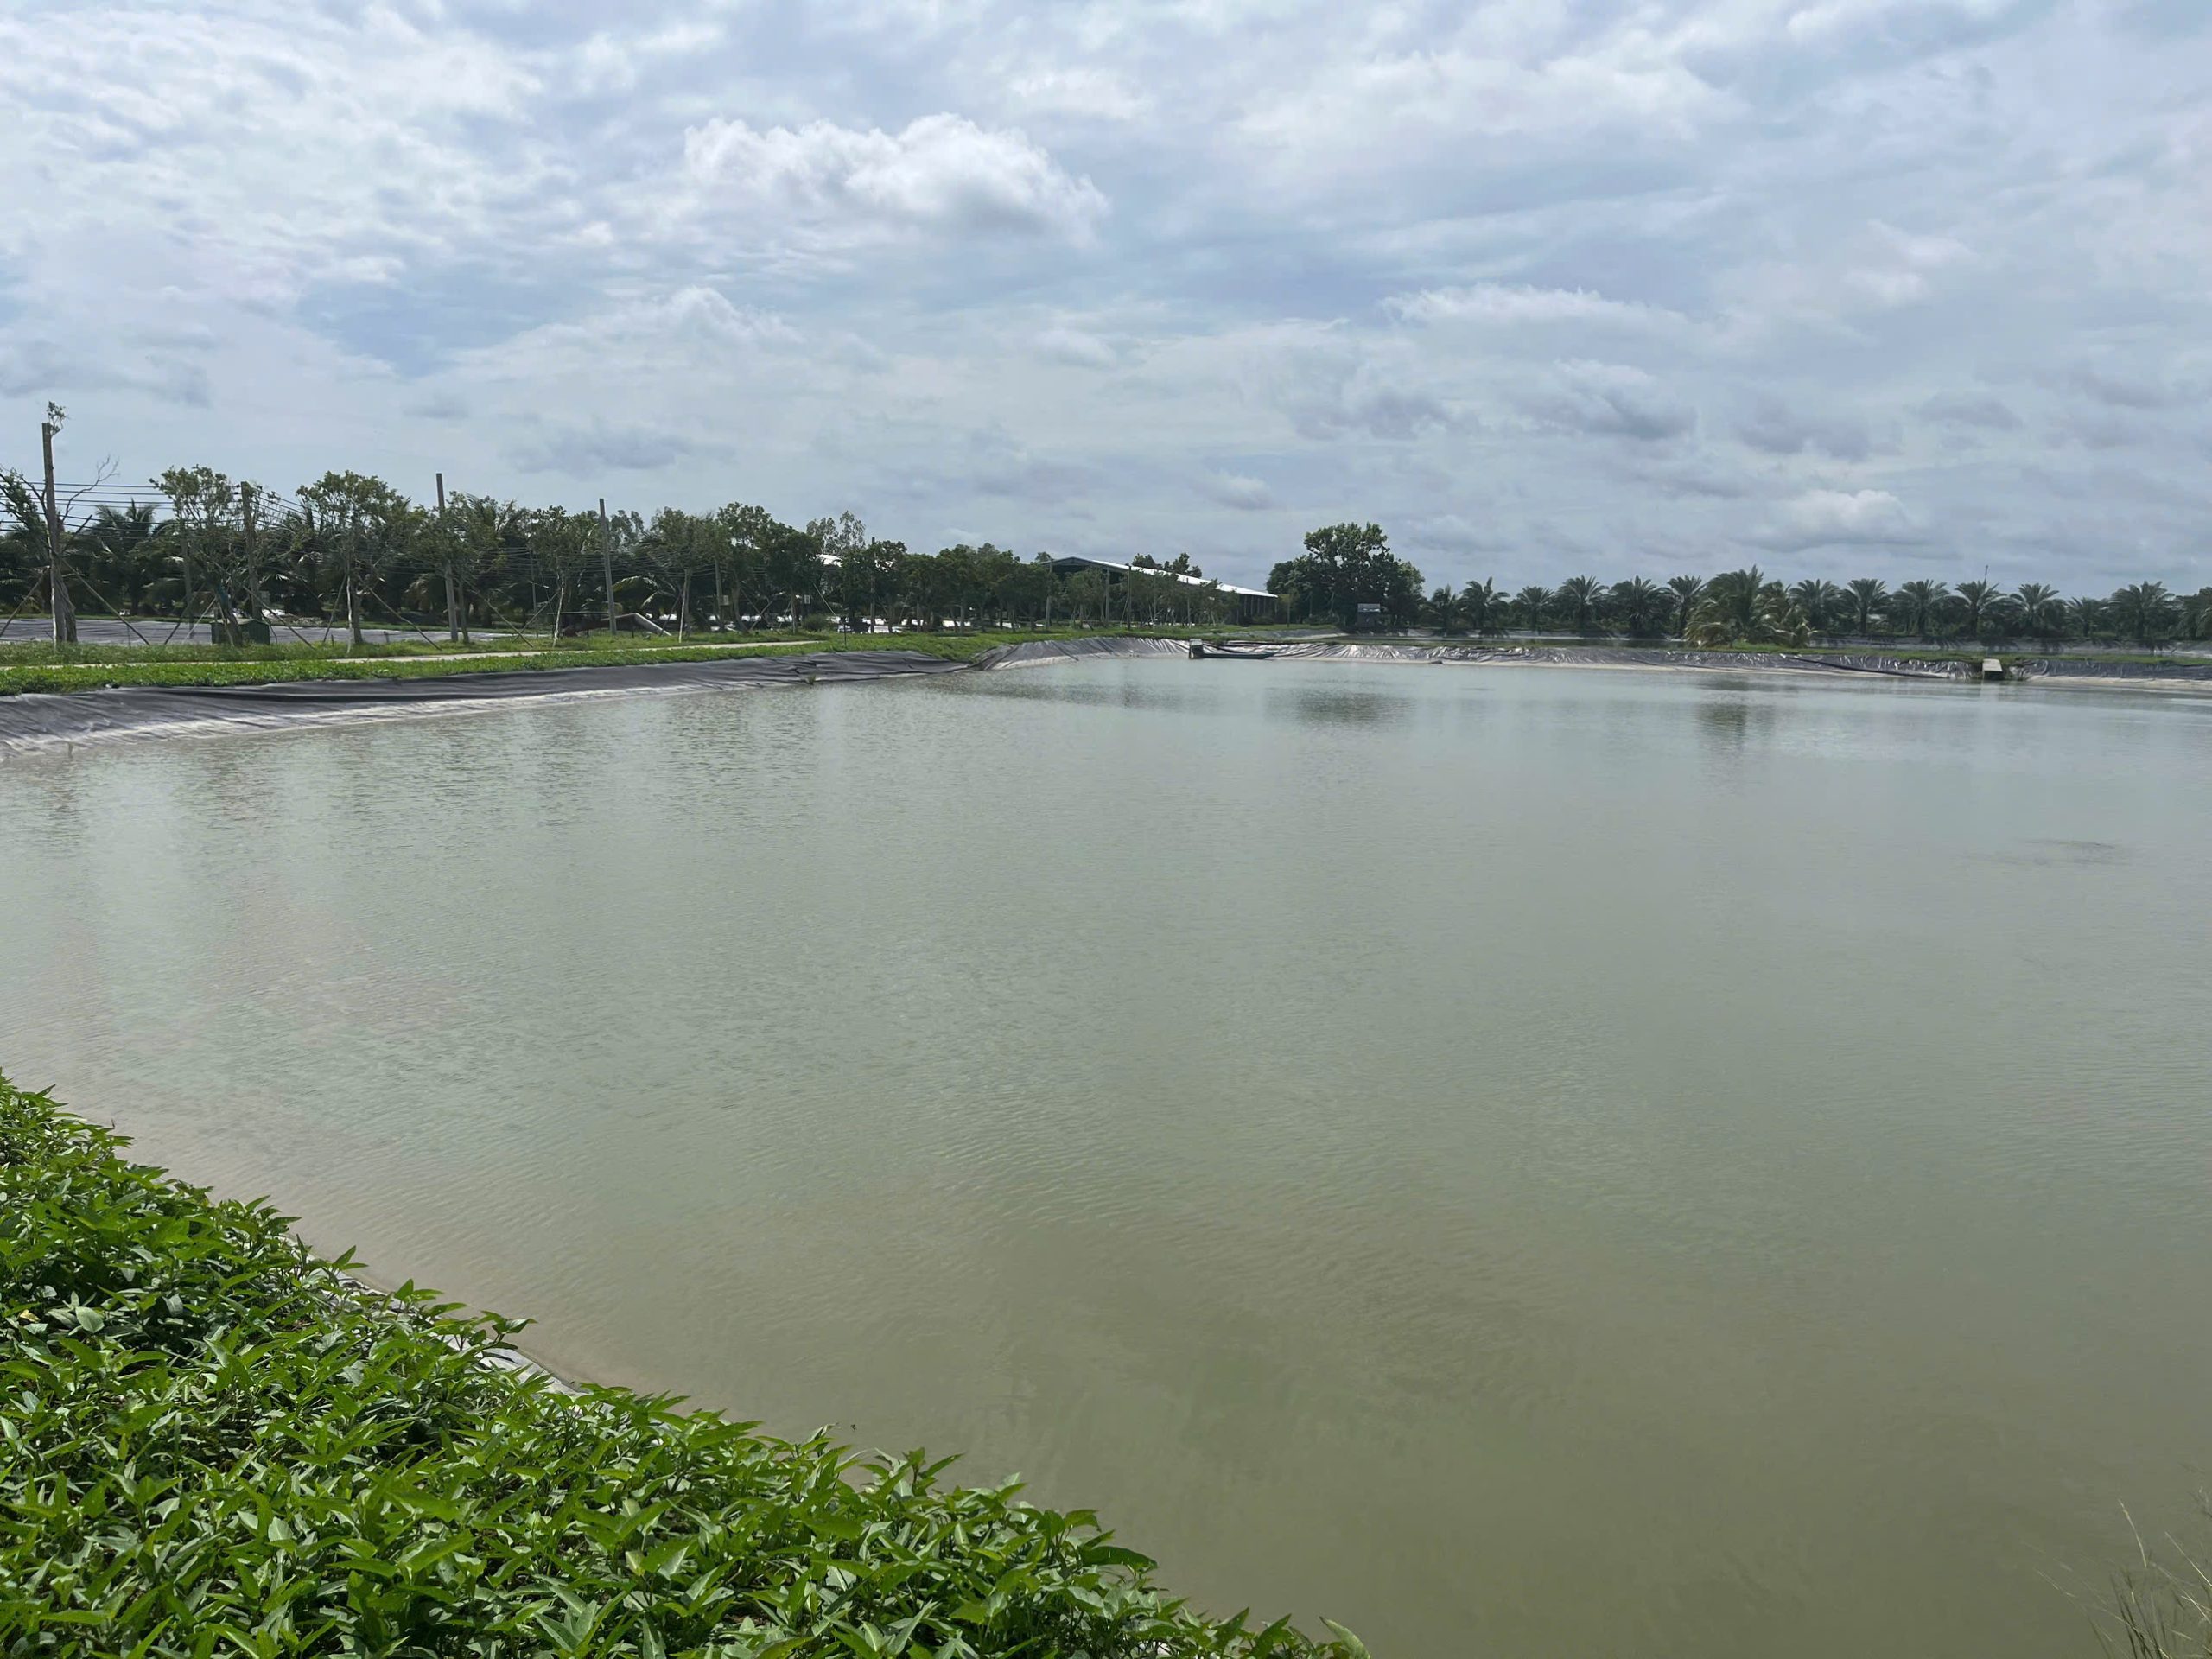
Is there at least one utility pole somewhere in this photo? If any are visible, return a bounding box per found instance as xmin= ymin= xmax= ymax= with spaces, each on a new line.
xmin=436 ymin=472 xmax=460 ymax=642
xmin=599 ymin=496 xmax=616 ymax=638
xmin=240 ymin=486 xmax=266 ymax=636
xmin=39 ymin=411 xmax=75 ymax=645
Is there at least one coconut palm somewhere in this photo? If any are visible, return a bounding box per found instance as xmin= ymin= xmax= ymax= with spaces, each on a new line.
xmin=1513 ymin=584 xmax=1552 ymax=631
xmin=2067 ymin=594 xmax=2105 ymax=644
xmin=1845 ymin=578 xmax=1888 ymax=639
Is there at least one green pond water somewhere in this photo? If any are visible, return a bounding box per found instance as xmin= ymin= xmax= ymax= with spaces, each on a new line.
xmin=3 ymin=658 xmax=2210 ymax=1656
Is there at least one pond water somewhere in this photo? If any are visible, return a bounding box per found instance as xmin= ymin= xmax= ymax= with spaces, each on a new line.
xmin=4 ymin=658 xmax=2210 ymax=1657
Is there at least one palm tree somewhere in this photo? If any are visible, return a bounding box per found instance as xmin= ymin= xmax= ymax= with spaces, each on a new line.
xmin=2012 ymin=582 xmax=2061 ymax=645
xmin=1425 ymin=585 xmax=1461 ymax=632
xmin=1893 ymin=579 xmax=1950 ymax=640
xmin=1459 ymin=577 xmax=1500 ymax=636
xmin=1513 ymin=584 xmax=1551 ymax=632
xmin=2107 ymin=581 xmax=2177 ymax=645
xmin=1666 ymin=575 xmax=1705 ymax=638
xmin=75 ymin=501 xmax=159 ymax=613
xmin=1610 ymin=576 xmax=1666 ymax=638
xmin=1845 ymin=578 xmax=1888 ymax=639
xmin=2184 ymin=588 xmax=2212 ymax=642
xmin=1955 ymin=578 xmax=2000 ymax=642
xmin=2067 ymin=594 xmax=2105 ymax=644
xmin=1554 ymin=574 xmax=1605 ymax=635
xmin=1789 ymin=578 xmax=1842 ymax=637
xmin=1686 ymin=567 xmax=1808 ymax=647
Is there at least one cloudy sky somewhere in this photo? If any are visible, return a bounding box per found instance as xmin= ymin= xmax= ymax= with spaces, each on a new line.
xmin=3 ymin=1 xmax=2207 ymax=593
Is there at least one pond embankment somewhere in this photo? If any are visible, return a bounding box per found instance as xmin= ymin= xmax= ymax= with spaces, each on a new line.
xmin=4 ymin=633 xmax=2207 ymax=753
xmin=1262 ymin=641 xmax=2212 ymax=685
xmin=0 ymin=647 xmax=972 ymax=751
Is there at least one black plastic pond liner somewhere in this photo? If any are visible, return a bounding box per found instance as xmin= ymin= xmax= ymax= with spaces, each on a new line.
xmin=0 ymin=650 xmax=977 ymax=751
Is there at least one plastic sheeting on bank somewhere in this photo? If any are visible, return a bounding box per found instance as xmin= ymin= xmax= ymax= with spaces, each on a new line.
xmin=0 ymin=649 xmax=973 ymax=753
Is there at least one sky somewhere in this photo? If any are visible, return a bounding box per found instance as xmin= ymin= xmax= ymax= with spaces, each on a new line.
xmin=2 ymin=0 xmax=2208 ymax=594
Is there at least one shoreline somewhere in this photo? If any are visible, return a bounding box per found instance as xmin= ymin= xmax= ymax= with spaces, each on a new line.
xmin=5 ymin=633 xmax=2209 ymax=753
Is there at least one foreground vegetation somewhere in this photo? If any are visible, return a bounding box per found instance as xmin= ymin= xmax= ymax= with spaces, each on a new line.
xmin=0 ymin=1075 xmax=1361 ymax=1656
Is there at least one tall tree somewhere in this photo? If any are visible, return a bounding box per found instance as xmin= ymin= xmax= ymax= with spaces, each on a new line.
xmin=2107 ymin=581 xmax=2177 ymax=645
xmin=1955 ymin=578 xmax=2000 ymax=642
xmin=1267 ymin=523 xmax=1421 ymax=629
xmin=1554 ymin=574 xmax=1605 ymax=635
xmin=2012 ymin=582 xmax=2062 ymax=645
xmin=1789 ymin=578 xmax=1842 ymax=637
xmin=1666 ymin=575 xmax=1705 ymax=637
xmin=297 ymin=472 xmax=408 ymax=646
xmin=1845 ymin=578 xmax=1889 ymax=639
xmin=1687 ymin=568 xmax=1808 ymax=647
xmin=1893 ymin=579 xmax=1950 ymax=640
xmin=1459 ymin=577 xmax=1500 ymax=636
xmin=1610 ymin=576 xmax=1666 ymax=637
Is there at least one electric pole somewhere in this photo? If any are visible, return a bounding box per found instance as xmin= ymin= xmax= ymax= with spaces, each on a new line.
xmin=39 ymin=410 xmax=74 ymax=645
xmin=436 ymin=472 xmax=460 ymax=641
xmin=599 ymin=496 xmax=616 ymax=638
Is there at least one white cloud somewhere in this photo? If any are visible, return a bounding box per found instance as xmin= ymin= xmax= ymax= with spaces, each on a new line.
xmin=682 ymin=113 xmax=1108 ymax=242
xmin=1201 ymin=472 xmax=1275 ymax=511
xmin=1752 ymin=488 xmax=1926 ymax=550
xmin=1004 ymin=66 xmax=1150 ymax=121
xmin=1388 ymin=284 xmax=1691 ymax=333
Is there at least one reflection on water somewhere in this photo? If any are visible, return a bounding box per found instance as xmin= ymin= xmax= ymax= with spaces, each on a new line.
xmin=1262 ymin=682 xmax=1417 ymax=727
xmin=3 ymin=658 xmax=2211 ymax=1659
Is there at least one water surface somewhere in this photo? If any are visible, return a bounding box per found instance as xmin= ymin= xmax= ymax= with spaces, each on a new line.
xmin=4 ymin=659 xmax=2209 ymax=1657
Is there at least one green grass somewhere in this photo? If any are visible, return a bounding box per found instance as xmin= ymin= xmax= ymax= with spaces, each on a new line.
xmin=0 ymin=1074 xmax=1363 ymax=1657
xmin=0 ymin=630 xmax=1160 ymax=697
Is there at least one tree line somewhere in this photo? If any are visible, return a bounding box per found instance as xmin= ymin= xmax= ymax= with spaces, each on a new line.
xmin=1265 ymin=524 xmax=2212 ymax=647
xmin=0 ymin=463 xmax=1251 ymax=645
xmin=5 ymin=448 xmax=2205 ymax=651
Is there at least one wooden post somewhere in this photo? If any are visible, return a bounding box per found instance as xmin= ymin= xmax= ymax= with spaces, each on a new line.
xmin=40 ymin=418 xmax=74 ymax=645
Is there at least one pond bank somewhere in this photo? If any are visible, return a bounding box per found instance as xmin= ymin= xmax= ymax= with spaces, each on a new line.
xmin=6 ymin=633 xmax=2208 ymax=752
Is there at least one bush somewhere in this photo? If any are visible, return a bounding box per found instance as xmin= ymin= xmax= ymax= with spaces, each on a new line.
xmin=0 ymin=1076 xmax=1363 ymax=1658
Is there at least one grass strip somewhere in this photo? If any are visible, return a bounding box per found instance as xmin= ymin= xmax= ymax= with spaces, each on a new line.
xmin=0 ymin=1075 xmax=1363 ymax=1657
xmin=0 ymin=632 xmax=1158 ymax=698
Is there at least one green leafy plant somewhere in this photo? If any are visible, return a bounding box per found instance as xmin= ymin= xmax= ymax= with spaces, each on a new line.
xmin=0 ymin=1075 xmax=1361 ymax=1657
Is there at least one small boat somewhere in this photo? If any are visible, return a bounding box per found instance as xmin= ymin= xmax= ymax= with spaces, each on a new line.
xmin=1191 ymin=641 xmax=1279 ymax=660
